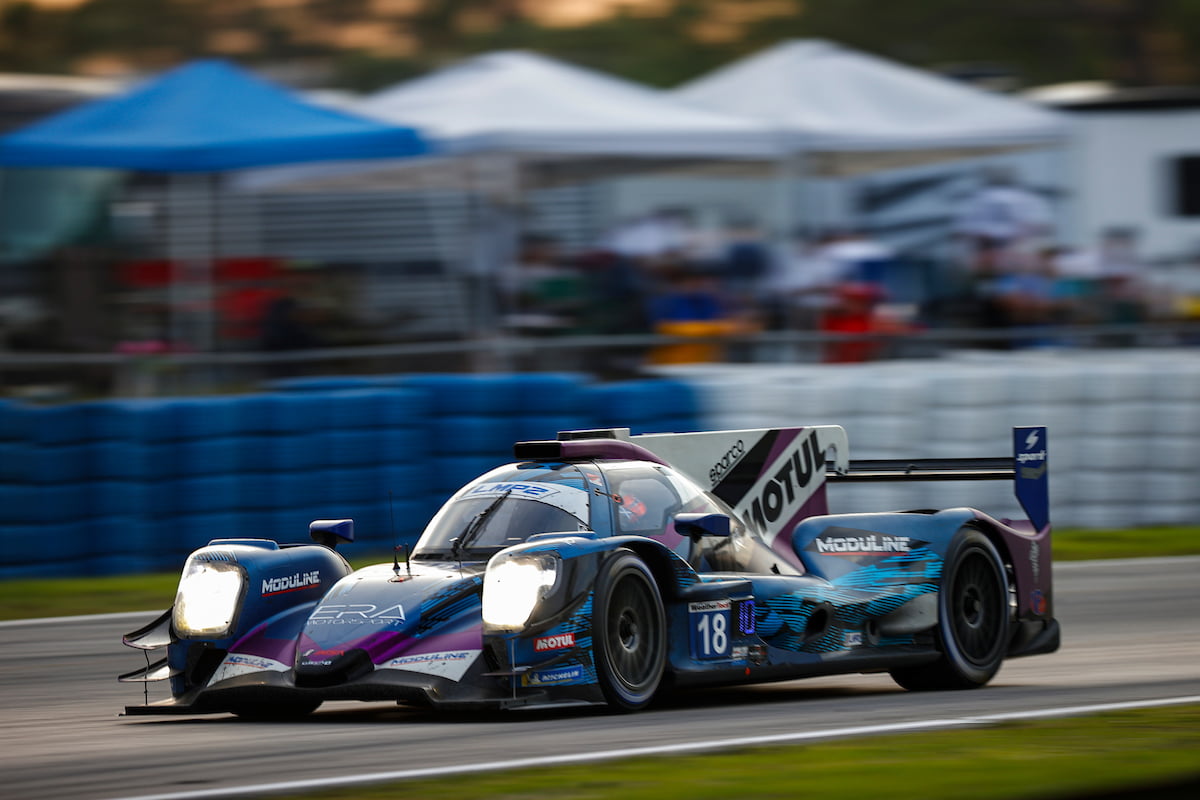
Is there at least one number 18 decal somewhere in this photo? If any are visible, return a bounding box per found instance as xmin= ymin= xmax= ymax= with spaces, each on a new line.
xmin=689 ymin=600 xmax=731 ymax=659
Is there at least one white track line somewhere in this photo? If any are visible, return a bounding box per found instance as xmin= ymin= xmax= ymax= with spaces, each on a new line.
xmin=108 ymin=695 xmax=1200 ymax=800
xmin=0 ymin=610 xmax=159 ymax=629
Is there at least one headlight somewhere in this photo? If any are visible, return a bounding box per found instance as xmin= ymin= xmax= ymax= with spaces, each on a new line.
xmin=172 ymin=557 xmax=246 ymax=638
xmin=482 ymin=553 xmax=559 ymax=631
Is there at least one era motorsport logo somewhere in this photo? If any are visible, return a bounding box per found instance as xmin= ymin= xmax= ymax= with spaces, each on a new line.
xmin=1018 ymin=429 xmax=1047 ymax=478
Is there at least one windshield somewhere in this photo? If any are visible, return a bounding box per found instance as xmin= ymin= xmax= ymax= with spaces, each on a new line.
xmin=412 ymin=463 xmax=593 ymax=559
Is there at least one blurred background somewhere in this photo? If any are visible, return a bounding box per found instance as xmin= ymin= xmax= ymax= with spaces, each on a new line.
xmin=0 ymin=0 xmax=1198 ymax=574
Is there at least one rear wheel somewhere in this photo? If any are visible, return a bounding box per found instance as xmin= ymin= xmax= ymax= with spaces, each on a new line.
xmin=891 ymin=529 xmax=1009 ymax=691
xmin=592 ymin=550 xmax=666 ymax=711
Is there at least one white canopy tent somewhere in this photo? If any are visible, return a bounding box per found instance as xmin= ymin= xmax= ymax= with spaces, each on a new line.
xmin=671 ymin=39 xmax=1072 ymax=174
xmin=240 ymin=50 xmax=784 ymax=195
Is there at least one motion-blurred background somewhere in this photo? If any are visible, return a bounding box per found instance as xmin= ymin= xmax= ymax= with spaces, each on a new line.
xmin=0 ymin=0 xmax=1197 ymax=575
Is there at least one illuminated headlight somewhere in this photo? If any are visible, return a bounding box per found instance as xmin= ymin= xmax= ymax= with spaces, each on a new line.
xmin=482 ymin=553 xmax=559 ymax=631
xmin=172 ymin=557 xmax=246 ymax=638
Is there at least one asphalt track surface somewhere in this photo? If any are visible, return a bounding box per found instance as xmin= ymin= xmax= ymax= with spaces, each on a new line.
xmin=2 ymin=557 xmax=1197 ymax=800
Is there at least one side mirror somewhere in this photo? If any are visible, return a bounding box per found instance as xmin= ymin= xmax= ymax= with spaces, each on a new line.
xmin=673 ymin=512 xmax=731 ymax=540
xmin=310 ymin=519 xmax=354 ymax=549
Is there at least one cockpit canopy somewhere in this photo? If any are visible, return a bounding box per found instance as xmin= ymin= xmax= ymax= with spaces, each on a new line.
xmin=411 ymin=458 xmax=791 ymax=573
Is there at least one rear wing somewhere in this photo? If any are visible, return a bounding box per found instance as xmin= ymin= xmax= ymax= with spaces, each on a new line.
xmin=826 ymin=426 xmax=1050 ymax=531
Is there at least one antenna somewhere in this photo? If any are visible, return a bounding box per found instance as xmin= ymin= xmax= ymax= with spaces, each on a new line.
xmin=389 ymin=491 xmax=405 ymax=581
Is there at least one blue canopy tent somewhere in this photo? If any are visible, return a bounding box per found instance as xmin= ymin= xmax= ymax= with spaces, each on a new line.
xmin=0 ymin=59 xmax=429 ymax=352
xmin=0 ymin=59 xmax=427 ymax=171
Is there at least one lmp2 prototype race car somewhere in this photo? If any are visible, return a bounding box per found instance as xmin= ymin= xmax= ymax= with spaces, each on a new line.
xmin=121 ymin=424 xmax=1058 ymax=717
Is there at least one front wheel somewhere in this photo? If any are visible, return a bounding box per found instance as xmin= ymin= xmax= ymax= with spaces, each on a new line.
xmin=892 ymin=529 xmax=1010 ymax=691
xmin=592 ymin=550 xmax=667 ymax=711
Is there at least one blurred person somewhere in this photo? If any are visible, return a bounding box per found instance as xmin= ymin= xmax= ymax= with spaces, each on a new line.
xmin=954 ymin=166 xmax=1053 ymax=275
xmin=497 ymin=233 xmax=584 ymax=334
xmin=719 ymin=215 xmax=771 ymax=316
xmin=819 ymin=281 xmax=915 ymax=363
xmin=647 ymin=263 xmax=753 ymax=364
xmin=766 ymin=230 xmax=845 ymax=330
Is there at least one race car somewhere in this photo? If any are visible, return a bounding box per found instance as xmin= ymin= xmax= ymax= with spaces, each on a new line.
xmin=121 ymin=424 xmax=1058 ymax=717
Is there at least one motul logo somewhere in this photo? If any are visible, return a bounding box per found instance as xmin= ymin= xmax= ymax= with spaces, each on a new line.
xmin=534 ymin=633 xmax=575 ymax=652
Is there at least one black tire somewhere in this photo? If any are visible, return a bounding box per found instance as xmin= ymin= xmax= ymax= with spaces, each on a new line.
xmin=229 ymin=698 xmax=322 ymax=720
xmin=592 ymin=550 xmax=667 ymax=711
xmin=891 ymin=529 xmax=1010 ymax=691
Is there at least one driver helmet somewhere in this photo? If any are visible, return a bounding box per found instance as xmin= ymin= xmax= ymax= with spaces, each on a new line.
xmin=616 ymin=493 xmax=648 ymax=527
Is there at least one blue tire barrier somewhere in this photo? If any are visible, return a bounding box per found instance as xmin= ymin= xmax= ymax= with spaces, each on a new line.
xmin=268 ymin=432 xmax=325 ymax=471
xmin=173 ymin=512 xmax=245 ymax=557
xmin=270 ymin=470 xmax=323 ymax=510
xmin=376 ymin=388 xmax=433 ymax=428
xmin=266 ymin=376 xmax=376 ymax=393
xmin=376 ymin=464 xmax=431 ymax=501
xmin=234 ymin=434 xmax=276 ymax=472
xmin=586 ymin=380 xmax=698 ymax=426
xmin=233 ymin=394 xmax=276 ymax=434
xmin=3 ymin=484 xmax=88 ymax=524
xmin=324 ymin=390 xmax=387 ymax=430
xmin=432 ymin=415 xmax=517 ymax=456
xmin=173 ymin=474 xmax=241 ymax=514
xmin=174 ymin=437 xmax=242 ymax=477
xmin=322 ymin=467 xmax=381 ymax=504
xmin=512 ymin=373 xmax=586 ymax=415
xmin=400 ymin=375 xmax=521 ymax=416
xmin=92 ymin=399 xmax=182 ymax=443
xmin=90 ymin=441 xmax=179 ymax=481
xmin=431 ymin=455 xmax=500 ymax=494
xmin=172 ymin=397 xmax=243 ymax=439
xmin=511 ymin=415 xmax=590 ymax=444
xmin=34 ymin=521 xmax=89 ymax=562
xmin=267 ymin=393 xmax=327 ymax=433
xmin=377 ymin=427 xmax=431 ymax=465
xmin=235 ymin=473 xmax=279 ymax=511
xmin=18 ymin=404 xmax=90 ymax=445
xmin=0 ymin=443 xmax=90 ymax=483
xmin=324 ymin=429 xmax=383 ymax=467
xmin=88 ymin=480 xmax=157 ymax=518
xmin=0 ymin=524 xmax=41 ymax=566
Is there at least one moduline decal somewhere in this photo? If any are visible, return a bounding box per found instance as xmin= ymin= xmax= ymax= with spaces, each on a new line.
xmin=262 ymin=571 xmax=320 ymax=597
xmin=208 ymin=653 xmax=290 ymax=686
xmin=379 ymin=650 xmax=481 ymax=682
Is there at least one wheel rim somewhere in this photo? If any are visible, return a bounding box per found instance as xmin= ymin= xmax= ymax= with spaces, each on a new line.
xmin=951 ymin=549 xmax=1005 ymax=665
xmin=606 ymin=573 xmax=663 ymax=690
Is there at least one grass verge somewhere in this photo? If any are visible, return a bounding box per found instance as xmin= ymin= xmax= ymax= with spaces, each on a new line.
xmin=1 ymin=526 xmax=1196 ymax=622
xmin=288 ymin=705 xmax=1200 ymax=800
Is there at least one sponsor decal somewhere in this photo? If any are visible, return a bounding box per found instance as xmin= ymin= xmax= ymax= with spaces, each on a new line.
xmin=688 ymin=599 xmax=731 ymax=613
xmin=1030 ymin=590 xmax=1047 ymax=616
xmin=709 ymin=439 xmax=746 ymax=485
xmin=521 ymin=664 xmax=585 ymax=687
xmin=731 ymin=645 xmax=749 ymax=662
xmin=1029 ymin=540 xmax=1041 ymax=582
xmin=845 ymin=631 xmax=864 ymax=647
xmin=380 ymin=649 xmax=480 ymax=682
xmin=208 ymin=653 xmax=289 ymax=685
xmin=1018 ymin=442 xmax=1048 ymax=479
xmin=743 ymin=430 xmax=822 ymax=533
xmin=467 ymin=482 xmax=559 ymax=499
xmin=300 ymin=647 xmax=344 ymax=667
xmin=262 ymin=570 xmax=320 ymax=597
xmin=534 ymin=632 xmax=576 ymax=652
xmin=736 ymin=599 xmax=756 ymax=635
xmin=308 ymin=603 xmax=406 ymax=625
xmin=810 ymin=530 xmax=914 ymax=557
